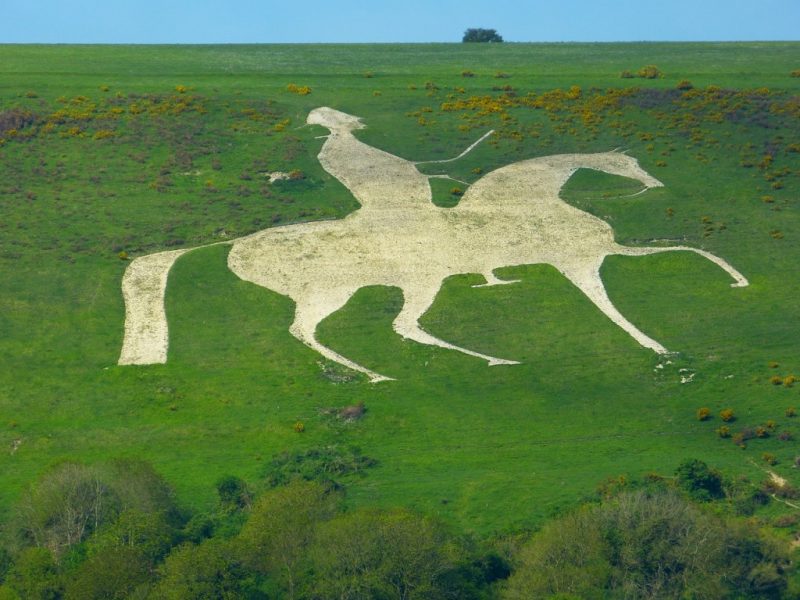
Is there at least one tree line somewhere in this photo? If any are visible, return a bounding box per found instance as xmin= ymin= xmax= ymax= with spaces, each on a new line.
xmin=0 ymin=453 xmax=795 ymax=599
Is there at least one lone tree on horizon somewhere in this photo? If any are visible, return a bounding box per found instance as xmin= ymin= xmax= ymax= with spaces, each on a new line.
xmin=462 ymin=28 xmax=503 ymax=43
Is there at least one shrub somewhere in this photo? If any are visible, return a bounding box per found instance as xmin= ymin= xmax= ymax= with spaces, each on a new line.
xmin=770 ymin=375 xmax=783 ymax=385
xmin=461 ymin=70 xmax=476 ymax=78
xmin=765 ymin=420 xmax=776 ymax=430
xmin=174 ymin=85 xmax=188 ymax=94
xmin=720 ymin=409 xmax=735 ymax=422
xmin=732 ymin=488 xmax=770 ymax=516
xmin=293 ymin=421 xmax=305 ymax=433
xmin=215 ymin=475 xmax=252 ymax=510
xmin=762 ymin=479 xmax=800 ymax=500
xmin=363 ymin=71 xmax=374 ymax=78
xmin=783 ymin=374 xmax=796 ymax=387
xmin=450 ymin=187 xmax=464 ymax=196
xmin=755 ymin=426 xmax=769 ymax=438
xmin=696 ymin=407 xmax=711 ymax=421
xmin=786 ymin=406 xmax=797 ymax=418
xmin=637 ymin=65 xmax=663 ymax=79
xmin=620 ymin=70 xmax=634 ymax=79
xmin=675 ymin=459 xmax=724 ymax=501
xmin=778 ymin=431 xmax=793 ymax=442
xmin=774 ymin=514 xmax=799 ymax=527
xmin=791 ymin=70 xmax=800 ymax=78
xmin=596 ymin=475 xmax=628 ymax=499
xmin=0 ymin=108 xmax=37 ymax=135
xmin=717 ymin=426 xmax=731 ymax=438
xmin=118 ymin=251 xmax=128 ymax=260
xmin=495 ymin=72 xmax=511 ymax=79
xmin=676 ymin=79 xmax=693 ymax=90
xmin=264 ymin=445 xmax=377 ymax=488
xmin=286 ymin=83 xmax=312 ymax=95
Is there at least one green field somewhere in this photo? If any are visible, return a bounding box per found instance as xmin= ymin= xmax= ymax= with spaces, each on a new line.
xmin=1 ymin=42 xmax=800 ymax=540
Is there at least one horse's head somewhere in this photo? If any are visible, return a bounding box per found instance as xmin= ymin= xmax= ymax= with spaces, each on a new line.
xmin=307 ymin=107 xmax=365 ymax=132
xmin=594 ymin=151 xmax=664 ymax=190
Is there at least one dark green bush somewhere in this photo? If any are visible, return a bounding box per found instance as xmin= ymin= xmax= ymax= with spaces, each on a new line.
xmin=263 ymin=445 xmax=377 ymax=488
xmin=675 ymin=459 xmax=724 ymax=501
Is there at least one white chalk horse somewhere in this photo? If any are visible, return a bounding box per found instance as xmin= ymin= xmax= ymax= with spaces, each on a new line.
xmin=119 ymin=107 xmax=748 ymax=381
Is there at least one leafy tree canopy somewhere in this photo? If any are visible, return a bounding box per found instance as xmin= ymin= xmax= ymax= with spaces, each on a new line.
xmin=462 ymin=28 xmax=503 ymax=43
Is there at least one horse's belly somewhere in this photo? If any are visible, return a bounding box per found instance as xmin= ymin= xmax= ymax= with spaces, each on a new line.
xmin=226 ymin=222 xmax=428 ymax=297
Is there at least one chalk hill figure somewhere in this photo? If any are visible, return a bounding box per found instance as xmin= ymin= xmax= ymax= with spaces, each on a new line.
xmin=119 ymin=107 xmax=748 ymax=381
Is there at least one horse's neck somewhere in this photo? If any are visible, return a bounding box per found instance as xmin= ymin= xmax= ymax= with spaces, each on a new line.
xmin=322 ymin=129 xmax=354 ymax=151
xmin=319 ymin=129 xmax=432 ymax=213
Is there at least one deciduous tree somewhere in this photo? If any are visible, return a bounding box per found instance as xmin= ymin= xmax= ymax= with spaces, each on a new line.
xmin=462 ymin=28 xmax=503 ymax=43
xmin=237 ymin=480 xmax=340 ymax=599
xmin=309 ymin=508 xmax=459 ymax=599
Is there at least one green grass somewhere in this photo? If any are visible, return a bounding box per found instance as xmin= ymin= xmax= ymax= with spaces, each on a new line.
xmin=1 ymin=43 xmax=799 ymax=535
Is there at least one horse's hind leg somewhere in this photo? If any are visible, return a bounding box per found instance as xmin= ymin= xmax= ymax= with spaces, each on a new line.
xmin=289 ymin=292 xmax=394 ymax=383
xmin=393 ymin=284 xmax=520 ymax=366
xmin=560 ymin=260 xmax=669 ymax=354
xmin=619 ymin=245 xmax=749 ymax=288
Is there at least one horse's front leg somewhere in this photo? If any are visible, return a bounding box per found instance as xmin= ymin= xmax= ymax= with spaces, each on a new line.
xmin=559 ymin=257 xmax=669 ymax=354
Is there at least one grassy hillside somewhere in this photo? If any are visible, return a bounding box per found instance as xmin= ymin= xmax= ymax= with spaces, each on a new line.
xmin=1 ymin=43 xmax=799 ymax=534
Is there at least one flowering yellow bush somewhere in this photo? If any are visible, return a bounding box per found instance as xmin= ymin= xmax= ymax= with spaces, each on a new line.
xmin=286 ymin=83 xmax=312 ymax=95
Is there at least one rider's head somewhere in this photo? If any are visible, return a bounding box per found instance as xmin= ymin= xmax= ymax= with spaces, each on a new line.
xmin=307 ymin=107 xmax=364 ymax=131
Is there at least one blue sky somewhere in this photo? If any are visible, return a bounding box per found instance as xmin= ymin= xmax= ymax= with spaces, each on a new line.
xmin=4 ymin=0 xmax=799 ymax=43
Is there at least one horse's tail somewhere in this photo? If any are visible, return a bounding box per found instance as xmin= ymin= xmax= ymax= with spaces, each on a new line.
xmin=118 ymin=241 xmax=231 ymax=365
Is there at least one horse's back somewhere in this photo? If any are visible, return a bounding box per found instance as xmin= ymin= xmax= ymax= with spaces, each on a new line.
xmin=450 ymin=156 xmax=618 ymax=258
xmin=456 ymin=157 xmax=568 ymax=211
